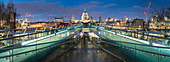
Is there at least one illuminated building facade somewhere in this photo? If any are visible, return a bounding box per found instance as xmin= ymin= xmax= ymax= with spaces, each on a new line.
xmin=81 ymin=8 xmax=89 ymax=20
xmin=72 ymin=8 xmax=92 ymax=23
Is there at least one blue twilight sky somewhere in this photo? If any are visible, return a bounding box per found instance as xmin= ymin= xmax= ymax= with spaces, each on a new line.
xmin=4 ymin=0 xmax=170 ymax=21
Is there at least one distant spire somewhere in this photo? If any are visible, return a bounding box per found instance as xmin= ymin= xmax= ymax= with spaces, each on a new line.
xmin=72 ymin=15 xmax=74 ymax=21
xmin=84 ymin=8 xmax=86 ymax=13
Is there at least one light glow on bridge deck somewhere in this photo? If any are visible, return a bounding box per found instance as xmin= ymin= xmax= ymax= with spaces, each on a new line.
xmin=103 ymin=29 xmax=167 ymax=47
xmin=22 ymin=30 xmax=68 ymax=45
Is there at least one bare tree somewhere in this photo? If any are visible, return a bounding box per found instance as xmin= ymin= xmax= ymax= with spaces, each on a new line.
xmin=152 ymin=9 xmax=164 ymax=21
xmin=152 ymin=6 xmax=170 ymax=21
xmin=165 ymin=7 xmax=170 ymax=19
xmin=0 ymin=0 xmax=19 ymax=29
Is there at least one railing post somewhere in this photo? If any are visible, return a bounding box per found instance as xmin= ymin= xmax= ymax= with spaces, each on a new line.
xmin=50 ymin=27 xmax=52 ymax=30
xmin=35 ymin=28 xmax=38 ymax=33
xmin=145 ymin=29 xmax=148 ymax=35
xmin=22 ymin=29 xmax=24 ymax=32
xmin=24 ymin=29 xmax=27 ymax=34
xmin=126 ymin=28 xmax=128 ymax=31
xmin=145 ymin=29 xmax=148 ymax=40
xmin=44 ymin=27 xmax=46 ymax=31
xmin=6 ymin=31 xmax=10 ymax=38
xmin=161 ymin=30 xmax=165 ymax=37
xmin=135 ymin=29 xmax=137 ymax=38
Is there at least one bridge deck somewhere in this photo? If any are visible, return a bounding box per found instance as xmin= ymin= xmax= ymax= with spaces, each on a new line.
xmin=45 ymin=33 xmax=123 ymax=62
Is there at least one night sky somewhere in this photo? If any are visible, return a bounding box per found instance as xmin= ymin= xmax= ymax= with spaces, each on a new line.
xmin=7 ymin=0 xmax=170 ymax=21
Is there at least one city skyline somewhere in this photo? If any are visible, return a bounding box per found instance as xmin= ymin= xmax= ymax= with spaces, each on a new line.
xmin=0 ymin=0 xmax=169 ymax=62
xmin=3 ymin=0 xmax=170 ymax=21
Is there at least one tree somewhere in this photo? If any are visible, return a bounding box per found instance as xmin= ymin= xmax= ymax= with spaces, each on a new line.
xmin=165 ymin=7 xmax=170 ymax=19
xmin=152 ymin=9 xmax=164 ymax=21
xmin=152 ymin=7 xmax=170 ymax=21
xmin=0 ymin=0 xmax=19 ymax=29
xmin=0 ymin=1 xmax=6 ymax=20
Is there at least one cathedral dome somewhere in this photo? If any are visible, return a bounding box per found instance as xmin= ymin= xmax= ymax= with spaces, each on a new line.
xmin=81 ymin=8 xmax=89 ymax=20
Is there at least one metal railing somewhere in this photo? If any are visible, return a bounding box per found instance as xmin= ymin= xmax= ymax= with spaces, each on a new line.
xmin=91 ymin=29 xmax=170 ymax=62
xmin=0 ymin=25 xmax=81 ymax=48
xmin=0 ymin=29 xmax=81 ymax=62
xmin=91 ymin=25 xmax=170 ymax=46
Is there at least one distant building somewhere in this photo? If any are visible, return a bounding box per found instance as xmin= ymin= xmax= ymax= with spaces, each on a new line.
xmin=126 ymin=20 xmax=133 ymax=26
xmin=154 ymin=21 xmax=170 ymax=29
xmin=99 ymin=16 xmax=102 ymax=23
xmin=149 ymin=16 xmax=170 ymax=29
xmin=133 ymin=19 xmax=144 ymax=27
xmin=54 ymin=17 xmax=64 ymax=22
xmin=149 ymin=21 xmax=156 ymax=28
xmin=72 ymin=8 xmax=94 ymax=23
xmin=90 ymin=16 xmax=93 ymax=21
xmin=105 ymin=18 xmax=108 ymax=22
xmin=72 ymin=15 xmax=74 ymax=23
xmin=109 ymin=18 xmax=114 ymax=22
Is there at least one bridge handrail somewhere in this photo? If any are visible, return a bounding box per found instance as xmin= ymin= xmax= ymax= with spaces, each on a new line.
xmin=0 ymin=24 xmax=73 ymax=32
xmin=100 ymin=41 xmax=170 ymax=57
xmin=1 ymin=28 xmax=59 ymax=37
xmin=105 ymin=27 xmax=170 ymax=39
xmin=103 ymin=26 xmax=169 ymax=35
xmin=106 ymin=25 xmax=170 ymax=31
xmin=0 ymin=29 xmax=81 ymax=59
xmin=0 ymin=24 xmax=81 ymax=37
xmin=0 ymin=38 xmax=73 ymax=59
xmin=0 ymin=24 xmax=78 ymax=37
xmin=91 ymin=29 xmax=170 ymax=57
xmin=0 ymin=28 xmax=59 ymax=41
xmin=0 ymin=25 xmax=80 ymax=41
xmin=90 ymin=29 xmax=170 ymax=49
xmin=0 ymin=23 xmax=81 ymax=32
xmin=107 ymin=28 xmax=169 ymax=35
xmin=92 ymin=26 xmax=170 ymax=40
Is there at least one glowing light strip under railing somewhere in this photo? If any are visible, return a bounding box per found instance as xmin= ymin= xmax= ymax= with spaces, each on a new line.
xmin=103 ymin=29 xmax=167 ymax=47
xmin=22 ymin=30 xmax=68 ymax=45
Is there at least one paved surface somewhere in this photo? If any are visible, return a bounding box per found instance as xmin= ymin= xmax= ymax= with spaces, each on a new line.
xmin=50 ymin=34 xmax=123 ymax=62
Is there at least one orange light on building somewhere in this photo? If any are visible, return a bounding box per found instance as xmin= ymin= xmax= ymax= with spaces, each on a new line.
xmin=132 ymin=33 xmax=135 ymax=37
xmin=30 ymin=24 xmax=43 ymax=27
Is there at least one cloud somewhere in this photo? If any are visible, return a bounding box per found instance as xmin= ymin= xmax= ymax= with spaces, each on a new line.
xmin=120 ymin=12 xmax=144 ymax=15
xmin=76 ymin=2 xmax=117 ymax=9
xmin=133 ymin=5 xmax=148 ymax=10
xmin=16 ymin=0 xmax=63 ymax=14
xmin=89 ymin=1 xmax=102 ymax=4
xmin=103 ymin=3 xmax=117 ymax=8
xmin=70 ymin=1 xmax=102 ymax=10
xmin=88 ymin=12 xmax=104 ymax=17
xmin=15 ymin=0 xmax=117 ymax=21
